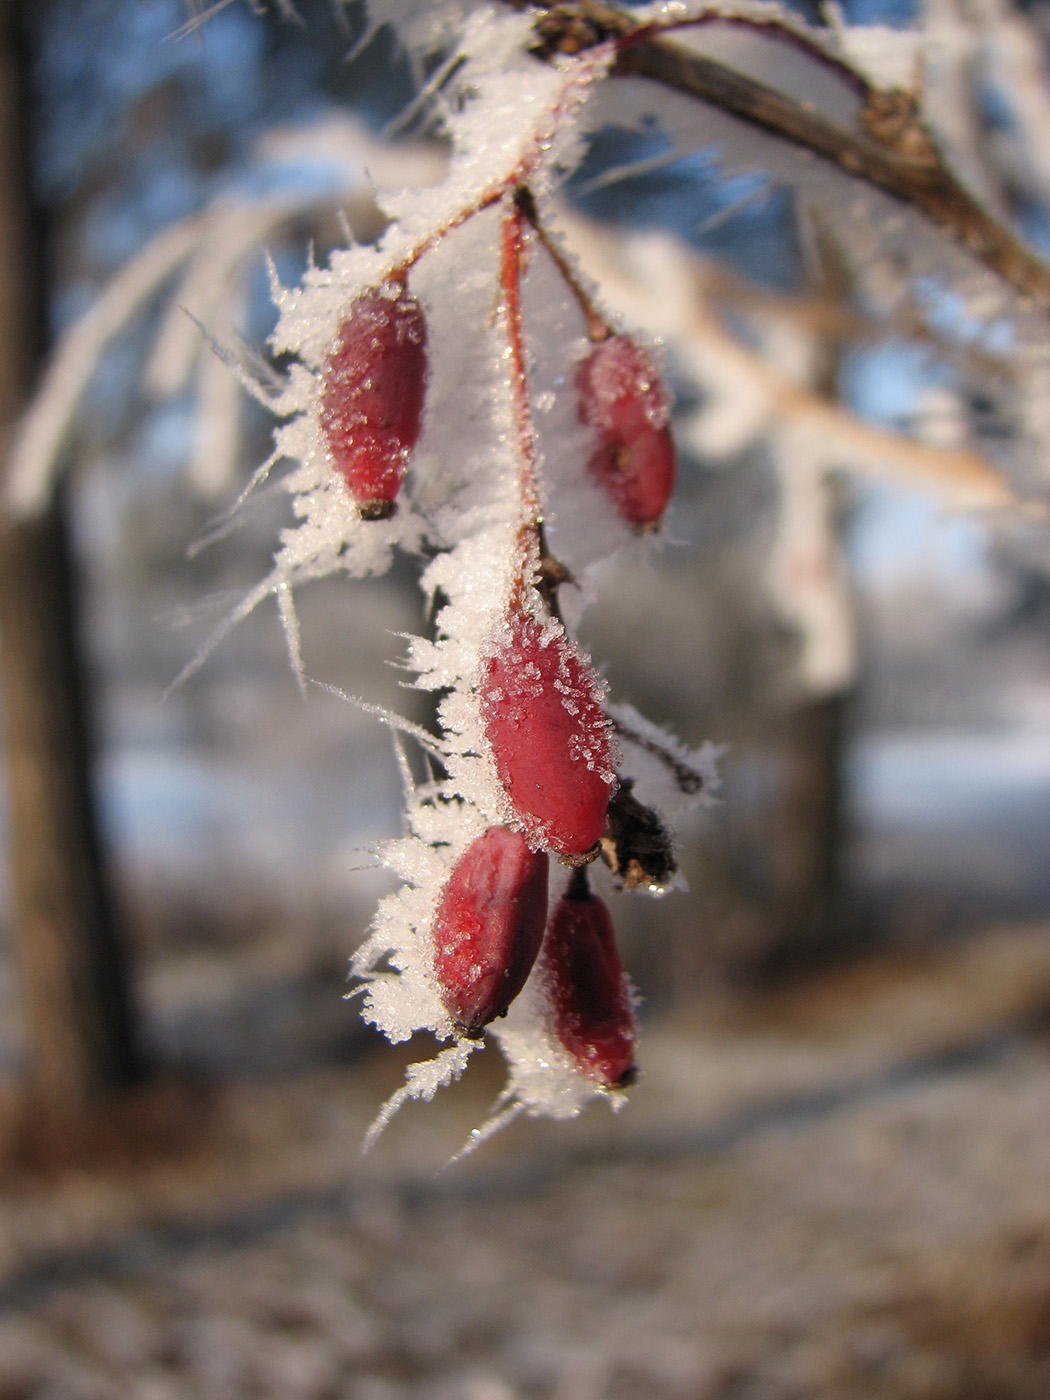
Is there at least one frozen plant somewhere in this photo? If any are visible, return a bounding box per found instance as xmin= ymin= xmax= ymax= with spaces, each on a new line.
xmin=223 ymin=6 xmax=721 ymax=1146
xmin=10 ymin=0 xmax=1050 ymax=1146
xmin=158 ymin=3 xmax=722 ymax=1146
xmin=154 ymin=0 xmax=1049 ymax=1146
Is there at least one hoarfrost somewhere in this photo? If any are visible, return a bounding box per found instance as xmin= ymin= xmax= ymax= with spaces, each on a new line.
xmin=608 ymin=702 xmax=723 ymax=823
xmin=363 ymin=1040 xmax=480 ymax=1154
xmin=825 ymin=10 xmax=922 ymax=92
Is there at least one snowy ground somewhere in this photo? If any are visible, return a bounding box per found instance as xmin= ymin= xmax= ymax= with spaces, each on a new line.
xmin=0 ymin=923 xmax=1047 ymax=1400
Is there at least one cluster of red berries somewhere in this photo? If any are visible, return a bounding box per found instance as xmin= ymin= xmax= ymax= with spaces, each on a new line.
xmin=317 ymin=215 xmax=678 ymax=1092
xmin=318 ymin=283 xmax=675 ymax=530
xmin=433 ymin=830 xmax=635 ymax=1089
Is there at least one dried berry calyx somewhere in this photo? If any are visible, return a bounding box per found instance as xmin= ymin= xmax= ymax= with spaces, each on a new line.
xmin=480 ymin=607 xmax=616 ymax=859
xmin=600 ymin=779 xmax=677 ymax=891
xmin=576 ymin=334 xmax=677 ymax=527
xmin=319 ymin=282 xmax=428 ymax=516
xmin=542 ymin=873 xmax=637 ymax=1088
xmin=431 ymin=826 xmax=549 ymax=1034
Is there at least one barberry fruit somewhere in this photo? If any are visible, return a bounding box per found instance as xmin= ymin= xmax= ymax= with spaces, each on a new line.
xmin=480 ymin=610 xmax=615 ymax=858
xmin=431 ymin=826 xmax=549 ymax=1034
xmin=576 ymin=335 xmax=676 ymax=527
xmin=319 ymin=283 xmax=428 ymax=517
xmin=542 ymin=878 xmax=636 ymax=1087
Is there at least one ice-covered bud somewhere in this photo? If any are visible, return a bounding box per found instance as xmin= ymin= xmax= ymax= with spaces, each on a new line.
xmin=576 ymin=335 xmax=676 ymax=527
xmin=542 ymin=879 xmax=636 ymax=1088
xmin=319 ymin=282 xmax=428 ymax=518
xmin=480 ymin=609 xmax=616 ymax=859
xmin=431 ymin=826 xmax=549 ymax=1034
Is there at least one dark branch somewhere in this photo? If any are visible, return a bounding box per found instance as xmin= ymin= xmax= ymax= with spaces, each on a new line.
xmin=511 ymin=0 xmax=1050 ymax=315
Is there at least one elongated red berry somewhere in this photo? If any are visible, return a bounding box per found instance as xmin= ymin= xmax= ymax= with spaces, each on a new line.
xmin=542 ymin=882 xmax=636 ymax=1087
xmin=431 ymin=827 xmax=549 ymax=1033
xmin=480 ymin=611 xmax=616 ymax=859
xmin=319 ymin=283 xmax=427 ymax=517
xmin=576 ymin=335 xmax=676 ymax=527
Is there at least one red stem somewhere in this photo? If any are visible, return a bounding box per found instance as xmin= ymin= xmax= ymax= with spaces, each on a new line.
xmin=391 ymin=43 xmax=613 ymax=281
xmin=501 ymin=200 xmax=543 ymax=538
xmin=515 ymin=186 xmax=612 ymax=342
xmin=500 ymin=199 xmax=555 ymax=606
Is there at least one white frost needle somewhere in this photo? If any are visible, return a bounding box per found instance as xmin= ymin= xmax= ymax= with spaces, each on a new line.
xmin=168 ymin=0 xmax=239 ymax=41
xmin=178 ymin=312 xmax=289 ymax=414
xmin=343 ymin=19 xmax=381 ymax=70
xmin=309 ymin=681 xmax=447 ymax=759
xmin=161 ymin=571 xmax=280 ymax=700
xmin=696 ymin=182 xmax=770 ymax=237
xmin=274 ymin=582 xmax=306 ymax=695
xmin=571 ymin=145 xmax=695 ymax=198
xmin=362 ymin=1040 xmax=479 ymax=1155
xmin=447 ymin=1099 xmax=524 ymax=1166
xmin=187 ymin=449 xmax=288 ymax=557
xmin=382 ymin=47 xmax=465 ymax=140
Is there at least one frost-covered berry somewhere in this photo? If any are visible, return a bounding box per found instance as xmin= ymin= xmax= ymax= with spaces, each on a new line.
xmin=542 ymin=880 xmax=636 ymax=1088
xmin=480 ymin=610 xmax=616 ymax=859
xmin=431 ymin=826 xmax=549 ymax=1034
xmin=576 ymin=335 xmax=676 ymax=527
xmin=319 ymin=283 xmax=428 ymax=517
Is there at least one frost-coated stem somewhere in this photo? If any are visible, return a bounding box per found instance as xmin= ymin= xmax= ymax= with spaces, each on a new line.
xmin=395 ymin=44 xmax=611 ymax=284
xmin=515 ymin=186 xmax=611 ymax=343
xmin=500 ymin=199 xmax=544 ymax=592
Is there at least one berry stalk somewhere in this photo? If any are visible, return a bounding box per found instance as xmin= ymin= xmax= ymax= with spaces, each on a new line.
xmin=500 ymin=198 xmax=543 ymax=553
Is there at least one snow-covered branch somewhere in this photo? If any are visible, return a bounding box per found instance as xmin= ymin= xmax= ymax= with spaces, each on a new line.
xmin=512 ymin=0 xmax=1050 ymax=314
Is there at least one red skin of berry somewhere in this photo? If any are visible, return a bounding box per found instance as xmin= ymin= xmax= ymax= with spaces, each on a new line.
xmin=319 ymin=285 xmax=427 ymax=510
xmin=480 ymin=613 xmax=615 ymax=858
xmin=542 ymin=890 xmax=636 ymax=1087
xmin=432 ymin=827 xmax=550 ymax=1033
xmin=576 ymin=335 xmax=676 ymax=527
xmin=587 ymin=430 xmax=676 ymax=528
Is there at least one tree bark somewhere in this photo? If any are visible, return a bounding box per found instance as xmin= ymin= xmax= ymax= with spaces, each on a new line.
xmin=0 ymin=3 xmax=142 ymax=1109
xmin=757 ymin=693 xmax=849 ymax=977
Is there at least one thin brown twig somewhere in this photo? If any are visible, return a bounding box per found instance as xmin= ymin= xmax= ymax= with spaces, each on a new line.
xmin=514 ymin=185 xmax=612 ymax=340
xmin=610 ymin=713 xmax=708 ymax=795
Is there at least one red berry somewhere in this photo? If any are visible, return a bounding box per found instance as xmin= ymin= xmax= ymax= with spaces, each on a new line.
xmin=542 ymin=885 xmax=636 ymax=1087
xmin=319 ymin=283 xmax=427 ymax=516
xmin=431 ymin=827 xmax=549 ymax=1033
xmin=480 ymin=611 xmax=615 ymax=858
xmin=576 ymin=335 xmax=676 ymax=527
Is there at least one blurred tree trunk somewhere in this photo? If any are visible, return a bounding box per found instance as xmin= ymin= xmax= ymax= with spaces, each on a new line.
xmin=0 ymin=3 xmax=142 ymax=1111
xmin=755 ymin=334 xmax=854 ymax=979
xmin=756 ymin=692 xmax=848 ymax=977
